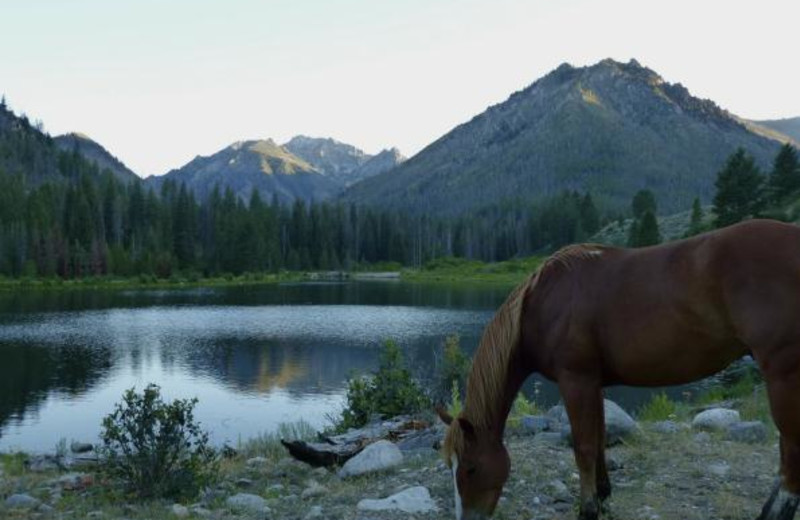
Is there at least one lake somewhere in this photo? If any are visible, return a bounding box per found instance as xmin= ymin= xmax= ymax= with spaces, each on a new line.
xmin=0 ymin=281 xmax=692 ymax=453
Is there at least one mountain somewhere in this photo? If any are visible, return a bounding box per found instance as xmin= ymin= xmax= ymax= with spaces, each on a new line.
xmin=350 ymin=148 xmax=406 ymax=185
xmin=148 ymin=139 xmax=340 ymax=203
xmin=284 ymin=136 xmax=370 ymax=185
xmin=54 ymin=132 xmax=139 ymax=183
xmin=342 ymin=59 xmax=784 ymax=216
xmin=752 ymin=117 xmax=800 ymax=144
xmin=284 ymin=136 xmax=404 ymax=186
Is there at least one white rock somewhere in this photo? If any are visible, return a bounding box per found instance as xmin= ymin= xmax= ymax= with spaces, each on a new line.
xmin=692 ymin=408 xmax=740 ymax=431
xmin=226 ymin=493 xmax=270 ymax=515
xmin=301 ymin=480 xmax=328 ymax=499
xmin=5 ymin=494 xmax=41 ymax=509
xmin=338 ymin=440 xmax=403 ymax=478
xmin=305 ymin=505 xmax=324 ymax=519
xmin=171 ymin=503 xmax=190 ymax=517
xmin=357 ymin=486 xmax=438 ymax=514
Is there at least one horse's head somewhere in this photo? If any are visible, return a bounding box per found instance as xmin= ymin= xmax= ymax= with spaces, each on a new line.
xmin=438 ymin=408 xmax=510 ymax=520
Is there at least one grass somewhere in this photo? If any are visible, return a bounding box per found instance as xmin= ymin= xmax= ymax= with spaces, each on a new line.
xmin=637 ymin=392 xmax=678 ymax=422
xmin=402 ymin=255 xmax=545 ymax=284
xmin=238 ymin=420 xmax=317 ymax=461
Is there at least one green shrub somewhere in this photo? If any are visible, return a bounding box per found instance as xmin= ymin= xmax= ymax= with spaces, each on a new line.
xmin=99 ymin=384 xmax=218 ymax=500
xmin=638 ymin=392 xmax=677 ymax=421
xmin=447 ymin=379 xmax=463 ymax=418
xmin=507 ymin=393 xmax=542 ymax=428
xmin=433 ymin=334 xmax=471 ymax=403
xmin=337 ymin=340 xmax=430 ymax=431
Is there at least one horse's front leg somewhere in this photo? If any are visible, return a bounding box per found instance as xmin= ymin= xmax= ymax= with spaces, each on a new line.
xmin=560 ymin=374 xmax=604 ymax=520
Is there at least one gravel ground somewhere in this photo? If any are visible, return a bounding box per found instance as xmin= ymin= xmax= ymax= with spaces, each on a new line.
xmin=1 ymin=423 xmax=781 ymax=520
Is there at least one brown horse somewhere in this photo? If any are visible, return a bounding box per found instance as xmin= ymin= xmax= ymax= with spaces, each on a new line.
xmin=438 ymin=219 xmax=800 ymax=520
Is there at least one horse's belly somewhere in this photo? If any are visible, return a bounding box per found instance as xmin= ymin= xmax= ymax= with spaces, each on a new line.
xmin=601 ymin=335 xmax=747 ymax=387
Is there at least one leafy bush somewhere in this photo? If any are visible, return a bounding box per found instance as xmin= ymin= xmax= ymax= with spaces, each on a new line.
xmin=447 ymin=379 xmax=463 ymax=418
xmin=99 ymin=384 xmax=218 ymax=499
xmin=337 ymin=340 xmax=430 ymax=431
xmin=638 ymin=392 xmax=677 ymax=421
xmin=507 ymin=393 xmax=542 ymax=428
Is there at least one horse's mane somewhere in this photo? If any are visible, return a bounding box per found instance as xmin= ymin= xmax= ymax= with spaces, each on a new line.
xmin=443 ymin=243 xmax=606 ymax=461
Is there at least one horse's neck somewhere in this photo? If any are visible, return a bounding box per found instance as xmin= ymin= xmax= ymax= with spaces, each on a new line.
xmin=464 ymin=350 xmax=531 ymax=437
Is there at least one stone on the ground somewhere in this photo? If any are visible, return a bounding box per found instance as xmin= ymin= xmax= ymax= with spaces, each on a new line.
xmin=556 ymin=399 xmax=638 ymax=445
xmin=338 ymin=440 xmax=403 ymax=478
xmin=226 ymin=493 xmax=270 ymax=515
xmin=171 ymin=503 xmax=189 ymax=517
xmin=236 ymin=477 xmax=254 ymax=488
xmin=694 ymin=432 xmax=712 ymax=443
xmin=5 ymin=494 xmax=41 ymax=509
xmin=246 ymin=456 xmax=269 ymax=467
xmin=543 ymin=479 xmax=572 ymax=503
xmin=70 ymin=441 xmax=93 ymax=454
xmin=707 ymin=461 xmax=730 ymax=477
xmin=692 ymin=408 xmax=740 ymax=431
xmin=305 ymin=505 xmax=324 ymax=519
xmin=301 ymin=480 xmax=328 ymax=499
xmin=522 ymin=415 xmax=550 ymax=434
xmin=531 ymin=432 xmax=566 ymax=447
xmin=357 ymin=486 xmax=438 ymax=514
xmin=26 ymin=455 xmax=61 ymax=472
xmin=651 ymin=420 xmax=681 ymax=434
xmin=396 ymin=428 xmax=442 ymax=452
xmin=56 ymin=472 xmax=93 ymax=491
xmin=726 ymin=421 xmax=768 ymax=443
xmin=191 ymin=506 xmax=213 ymax=518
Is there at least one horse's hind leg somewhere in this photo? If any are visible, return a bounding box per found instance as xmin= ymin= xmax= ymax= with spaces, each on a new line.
xmin=756 ymin=351 xmax=800 ymax=520
xmin=560 ymin=375 xmax=604 ymax=520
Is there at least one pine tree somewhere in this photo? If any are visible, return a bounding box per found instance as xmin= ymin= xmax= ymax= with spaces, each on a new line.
xmin=686 ymin=197 xmax=705 ymax=237
xmin=579 ymin=193 xmax=600 ymax=236
xmin=631 ymin=189 xmax=657 ymax=219
xmin=713 ymin=148 xmax=765 ymax=228
xmin=635 ymin=211 xmax=661 ymax=246
xmin=767 ymin=144 xmax=800 ymax=204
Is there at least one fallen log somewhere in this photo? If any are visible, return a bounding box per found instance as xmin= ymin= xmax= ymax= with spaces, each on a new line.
xmin=280 ymin=440 xmax=364 ymax=468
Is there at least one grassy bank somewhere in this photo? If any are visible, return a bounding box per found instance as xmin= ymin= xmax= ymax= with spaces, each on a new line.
xmin=401 ymin=256 xmax=545 ymax=285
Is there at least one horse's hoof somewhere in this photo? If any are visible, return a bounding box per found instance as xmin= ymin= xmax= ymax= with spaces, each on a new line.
xmin=757 ymin=484 xmax=799 ymax=520
xmin=579 ymin=498 xmax=600 ymax=520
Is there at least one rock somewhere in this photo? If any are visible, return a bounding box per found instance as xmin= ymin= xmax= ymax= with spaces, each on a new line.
xmin=246 ymin=456 xmax=269 ymax=467
xmin=694 ymin=432 xmax=712 ymax=443
xmin=543 ymin=479 xmax=572 ymax=503
xmin=692 ymin=408 xmax=740 ymax=431
xmin=301 ymin=480 xmax=328 ymax=499
xmin=531 ymin=432 xmax=566 ymax=447
xmin=70 ymin=441 xmax=93 ymax=454
xmin=651 ymin=420 xmax=680 ymax=434
xmin=522 ymin=415 xmax=551 ymax=434
xmin=726 ymin=421 xmax=768 ymax=443
xmin=171 ymin=504 xmax=190 ymax=517
xmin=191 ymin=506 xmax=213 ymax=518
xmin=226 ymin=493 xmax=270 ymax=515
xmin=39 ymin=503 xmax=55 ymax=515
xmin=707 ymin=461 xmax=730 ymax=477
xmin=86 ymin=511 xmax=104 ymax=519
xmin=396 ymin=428 xmax=442 ymax=452
xmin=236 ymin=478 xmax=254 ymax=488
xmin=305 ymin=505 xmax=324 ymax=519
xmin=55 ymin=472 xmax=94 ymax=491
xmin=338 ymin=440 xmax=403 ymax=478
xmin=357 ymin=486 xmax=438 ymax=514
xmin=26 ymin=455 xmax=61 ymax=472
xmin=550 ymin=400 xmax=638 ymax=445
xmin=5 ymin=494 xmax=41 ymax=509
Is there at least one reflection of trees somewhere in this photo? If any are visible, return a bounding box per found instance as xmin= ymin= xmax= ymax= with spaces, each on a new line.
xmin=185 ymin=338 xmax=377 ymax=396
xmin=0 ymin=342 xmax=111 ymax=434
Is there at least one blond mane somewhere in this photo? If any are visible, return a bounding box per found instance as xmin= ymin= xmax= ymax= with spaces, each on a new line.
xmin=443 ymin=244 xmax=606 ymax=462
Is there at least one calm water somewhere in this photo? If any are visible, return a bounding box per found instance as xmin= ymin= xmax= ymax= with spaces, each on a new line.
xmin=0 ymin=281 xmax=690 ymax=453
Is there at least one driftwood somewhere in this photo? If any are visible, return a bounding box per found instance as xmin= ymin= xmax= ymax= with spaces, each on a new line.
xmin=281 ymin=416 xmax=434 ymax=467
xmin=280 ymin=440 xmax=364 ymax=467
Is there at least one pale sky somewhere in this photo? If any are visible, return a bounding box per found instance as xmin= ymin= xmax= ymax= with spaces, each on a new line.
xmin=1 ymin=0 xmax=798 ymax=177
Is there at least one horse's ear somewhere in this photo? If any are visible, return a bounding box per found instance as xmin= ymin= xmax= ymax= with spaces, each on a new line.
xmin=458 ymin=417 xmax=476 ymax=439
xmin=436 ymin=406 xmax=453 ymax=425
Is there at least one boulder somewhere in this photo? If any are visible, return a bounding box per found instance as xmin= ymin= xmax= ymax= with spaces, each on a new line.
xmin=226 ymin=493 xmax=270 ymax=515
xmin=171 ymin=504 xmax=189 ymax=517
xmin=692 ymin=408 xmax=740 ymax=431
xmin=396 ymin=428 xmax=442 ymax=452
xmin=726 ymin=421 xmax=768 ymax=443
xmin=70 ymin=442 xmax=93 ymax=454
xmin=651 ymin=420 xmax=681 ymax=434
xmin=522 ymin=415 xmax=550 ymax=434
xmin=357 ymin=486 xmax=438 ymax=514
xmin=338 ymin=440 xmax=403 ymax=478
xmin=554 ymin=399 xmax=638 ymax=445
xmin=5 ymin=494 xmax=41 ymax=509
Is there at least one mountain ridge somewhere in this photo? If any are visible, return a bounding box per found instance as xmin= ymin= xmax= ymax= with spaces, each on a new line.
xmin=341 ymin=58 xmax=785 ymax=216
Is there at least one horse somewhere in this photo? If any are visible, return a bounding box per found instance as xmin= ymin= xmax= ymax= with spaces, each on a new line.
xmin=437 ymin=219 xmax=800 ymax=520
